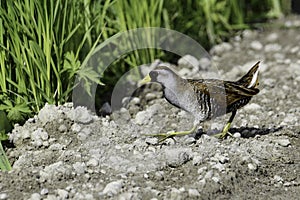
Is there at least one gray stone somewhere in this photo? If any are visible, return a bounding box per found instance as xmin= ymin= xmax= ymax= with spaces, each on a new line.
xmin=0 ymin=193 xmax=8 ymax=200
xmin=38 ymin=104 xmax=61 ymax=124
xmin=198 ymin=57 xmax=211 ymax=70
xmin=247 ymin=163 xmax=257 ymax=170
xmin=266 ymin=33 xmax=279 ymax=42
xmin=275 ymin=139 xmax=291 ymax=147
xmin=102 ymin=180 xmax=123 ymax=196
xmin=274 ymin=175 xmax=283 ymax=183
xmin=165 ymin=148 xmax=192 ymax=167
xmin=188 ymin=188 xmax=200 ymax=197
xmin=233 ymin=132 xmax=241 ymax=138
xmin=178 ymin=54 xmax=199 ymax=69
xmin=29 ymin=193 xmax=41 ymax=200
xmin=243 ymin=103 xmax=262 ymax=111
xmin=265 ymin=43 xmax=282 ymax=52
xmin=250 ymin=41 xmax=263 ymax=50
xmin=145 ymin=93 xmax=157 ymax=101
xmin=242 ymin=30 xmax=257 ymax=38
xmin=44 ymin=194 xmax=58 ymax=200
xmin=56 ymin=189 xmax=69 ymax=199
xmin=40 ymin=188 xmax=49 ymax=195
xmin=210 ymin=42 xmax=232 ymax=55
xmin=145 ymin=137 xmax=158 ymax=145
xmin=73 ymin=162 xmax=86 ymax=174
xmin=212 ymin=162 xmax=225 ymax=172
xmin=58 ymin=124 xmax=67 ymax=133
xmin=212 ymin=176 xmax=220 ymax=183
xmin=71 ymin=123 xmax=81 ymax=133
xmin=66 ymin=106 xmax=93 ymax=124
xmin=193 ymin=155 xmax=203 ymax=165
xmin=77 ymin=128 xmax=91 ymax=141
xmin=49 ymin=143 xmax=63 ymax=151
xmin=87 ymin=158 xmax=99 ymax=167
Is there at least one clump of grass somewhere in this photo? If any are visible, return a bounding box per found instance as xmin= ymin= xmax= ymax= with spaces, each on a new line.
xmin=0 ymin=0 xmax=109 ymax=122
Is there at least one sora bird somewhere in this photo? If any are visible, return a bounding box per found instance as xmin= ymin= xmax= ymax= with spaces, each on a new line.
xmin=140 ymin=61 xmax=260 ymax=142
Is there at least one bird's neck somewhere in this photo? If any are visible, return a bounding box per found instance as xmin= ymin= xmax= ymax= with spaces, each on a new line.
xmin=162 ymin=77 xmax=189 ymax=109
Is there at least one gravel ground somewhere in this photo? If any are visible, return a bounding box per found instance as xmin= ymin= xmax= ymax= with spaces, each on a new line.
xmin=1 ymin=16 xmax=300 ymax=200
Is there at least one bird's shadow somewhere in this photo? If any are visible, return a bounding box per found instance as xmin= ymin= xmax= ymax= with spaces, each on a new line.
xmin=195 ymin=126 xmax=283 ymax=139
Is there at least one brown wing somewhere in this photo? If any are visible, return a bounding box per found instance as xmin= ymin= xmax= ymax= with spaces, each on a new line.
xmin=187 ymin=79 xmax=259 ymax=117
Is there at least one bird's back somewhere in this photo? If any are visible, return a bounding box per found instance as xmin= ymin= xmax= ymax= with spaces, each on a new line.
xmin=187 ymin=61 xmax=260 ymax=120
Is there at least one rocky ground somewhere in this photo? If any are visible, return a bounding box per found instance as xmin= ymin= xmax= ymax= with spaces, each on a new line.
xmin=1 ymin=16 xmax=300 ymax=200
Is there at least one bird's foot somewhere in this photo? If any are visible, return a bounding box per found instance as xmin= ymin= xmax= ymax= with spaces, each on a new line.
xmin=145 ymin=126 xmax=197 ymax=143
xmin=213 ymin=131 xmax=233 ymax=139
xmin=214 ymin=122 xmax=233 ymax=139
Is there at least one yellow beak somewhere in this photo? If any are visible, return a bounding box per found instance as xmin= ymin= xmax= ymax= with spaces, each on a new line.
xmin=138 ymin=74 xmax=151 ymax=86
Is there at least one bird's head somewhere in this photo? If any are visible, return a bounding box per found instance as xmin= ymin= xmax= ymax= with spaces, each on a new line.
xmin=140 ymin=65 xmax=179 ymax=87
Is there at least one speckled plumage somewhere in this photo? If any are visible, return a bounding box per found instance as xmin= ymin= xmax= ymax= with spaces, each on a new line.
xmin=143 ymin=61 xmax=260 ymax=141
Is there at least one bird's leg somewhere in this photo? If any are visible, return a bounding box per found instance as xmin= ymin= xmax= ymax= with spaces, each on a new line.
xmin=145 ymin=125 xmax=197 ymax=143
xmin=214 ymin=110 xmax=237 ymax=139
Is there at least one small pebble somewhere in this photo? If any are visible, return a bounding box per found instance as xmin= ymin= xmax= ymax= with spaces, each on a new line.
xmin=102 ymin=180 xmax=123 ymax=196
xmin=233 ymin=132 xmax=241 ymax=138
xmin=178 ymin=54 xmax=199 ymax=69
xmin=248 ymin=163 xmax=257 ymax=170
xmin=57 ymin=189 xmax=69 ymax=199
xmin=0 ymin=193 xmax=8 ymax=200
xmin=87 ymin=158 xmax=99 ymax=167
xmin=188 ymin=188 xmax=200 ymax=197
xmin=58 ymin=124 xmax=67 ymax=133
xmin=40 ymin=188 xmax=49 ymax=195
xmin=29 ymin=193 xmax=41 ymax=200
xmin=275 ymin=139 xmax=291 ymax=147
xmin=250 ymin=41 xmax=263 ymax=50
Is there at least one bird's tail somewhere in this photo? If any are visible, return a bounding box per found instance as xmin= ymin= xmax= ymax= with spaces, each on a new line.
xmin=236 ymin=61 xmax=260 ymax=89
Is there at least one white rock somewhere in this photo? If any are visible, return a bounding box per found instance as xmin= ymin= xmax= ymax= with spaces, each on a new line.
xmin=233 ymin=132 xmax=241 ymax=138
xmin=193 ymin=155 xmax=203 ymax=166
xmin=265 ymin=44 xmax=282 ymax=52
xmin=165 ymin=148 xmax=192 ymax=167
xmin=77 ymin=128 xmax=91 ymax=141
xmin=248 ymin=163 xmax=257 ymax=170
xmin=71 ymin=123 xmax=81 ymax=133
xmin=73 ymin=162 xmax=86 ymax=174
xmin=212 ymin=176 xmax=220 ymax=183
xmin=58 ymin=124 xmax=67 ymax=133
xmin=243 ymin=103 xmax=261 ymax=111
xmin=38 ymin=104 xmax=61 ymax=124
xmin=29 ymin=193 xmax=41 ymax=200
xmin=242 ymin=30 xmax=257 ymax=38
xmin=212 ymin=162 xmax=225 ymax=172
xmin=188 ymin=189 xmax=200 ymax=197
xmin=87 ymin=158 xmax=99 ymax=167
xmin=66 ymin=106 xmax=93 ymax=124
xmin=145 ymin=137 xmax=158 ymax=145
xmin=275 ymin=139 xmax=291 ymax=147
xmin=197 ymin=166 xmax=207 ymax=174
xmin=210 ymin=42 xmax=232 ymax=55
xmin=266 ymin=33 xmax=278 ymax=42
xmin=134 ymin=111 xmax=149 ymax=125
xmin=274 ymin=175 xmax=283 ymax=182
xmin=204 ymin=170 xmax=213 ymax=179
xmin=56 ymin=189 xmax=69 ymax=199
xmin=250 ymin=41 xmax=263 ymax=50
xmin=40 ymin=188 xmax=49 ymax=195
xmin=178 ymin=55 xmax=199 ymax=69
xmin=102 ymin=180 xmax=123 ymax=196
xmin=198 ymin=57 xmax=211 ymax=70
xmin=44 ymin=194 xmax=58 ymax=200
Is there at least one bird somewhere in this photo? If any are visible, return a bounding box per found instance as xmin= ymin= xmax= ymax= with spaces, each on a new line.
xmin=140 ymin=61 xmax=260 ymax=142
